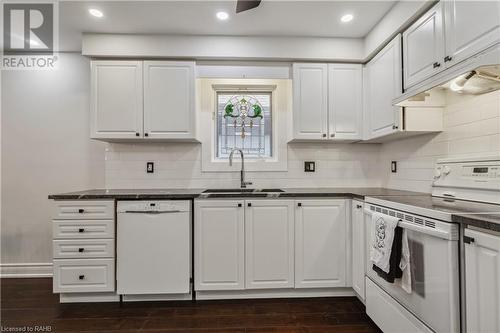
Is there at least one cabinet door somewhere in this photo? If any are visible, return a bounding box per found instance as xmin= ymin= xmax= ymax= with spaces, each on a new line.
xmin=90 ymin=61 xmax=143 ymax=139
xmin=328 ymin=64 xmax=363 ymax=140
xmin=444 ymin=0 xmax=500 ymax=67
xmin=292 ymin=63 xmax=328 ymax=140
xmin=403 ymin=2 xmax=445 ymax=89
xmin=245 ymin=200 xmax=294 ymax=289
xmin=351 ymin=200 xmax=365 ymax=301
xmin=195 ymin=200 xmax=245 ymax=290
xmin=365 ymin=35 xmax=403 ymax=140
xmin=465 ymin=228 xmax=500 ymax=333
xmin=143 ymin=61 xmax=196 ymax=139
xmin=295 ymin=199 xmax=347 ymax=288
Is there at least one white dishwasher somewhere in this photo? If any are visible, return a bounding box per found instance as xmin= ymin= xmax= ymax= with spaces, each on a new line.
xmin=117 ymin=200 xmax=191 ymax=297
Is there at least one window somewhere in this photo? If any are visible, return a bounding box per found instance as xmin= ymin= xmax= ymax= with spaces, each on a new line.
xmin=216 ymin=92 xmax=272 ymax=159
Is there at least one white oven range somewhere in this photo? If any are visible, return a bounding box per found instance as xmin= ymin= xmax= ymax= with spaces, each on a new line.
xmin=363 ymin=156 xmax=500 ymax=333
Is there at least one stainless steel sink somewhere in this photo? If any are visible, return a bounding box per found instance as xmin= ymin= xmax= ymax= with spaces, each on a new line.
xmin=202 ymin=188 xmax=284 ymax=194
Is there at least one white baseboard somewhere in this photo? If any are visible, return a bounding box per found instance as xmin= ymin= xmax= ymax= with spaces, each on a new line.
xmin=195 ymin=287 xmax=355 ymax=300
xmin=0 ymin=262 xmax=53 ymax=278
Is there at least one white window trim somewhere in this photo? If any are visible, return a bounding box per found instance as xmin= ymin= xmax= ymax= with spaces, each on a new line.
xmin=198 ymin=78 xmax=290 ymax=172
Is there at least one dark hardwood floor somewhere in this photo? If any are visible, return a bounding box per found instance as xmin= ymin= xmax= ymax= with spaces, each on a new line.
xmin=1 ymin=278 xmax=381 ymax=332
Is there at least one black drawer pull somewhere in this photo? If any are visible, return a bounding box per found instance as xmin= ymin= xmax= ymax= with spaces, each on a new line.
xmin=322 ymin=133 xmax=327 ymax=138
xmin=444 ymin=56 xmax=452 ymax=62
xmin=78 ymin=275 xmax=85 ymax=280
xmin=238 ymin=203 xmax=242 ymax=207
xmin=78 ymin=209 xmax=85 ymax=213
xmin=145 ymin=133 xmax=149 ymax=137
xmin=78 ymin=248 xmax=84 ymax=253
xmin=78 ymin=228 xmax=85 ymax=233
xmin=433 ymin=62 xmax=441 ymax=68
xmin=464 ymin=236 xmax=475 ymax=244
xmin=357 ymin=204 xmax=362 ymax=209
xmin=298 ymin=203 xmax=302 ymax=207
xmin=135 ymin=132 xmax=140 ymax=137
xmin=247 ymin=203 xmax=252 ymax=207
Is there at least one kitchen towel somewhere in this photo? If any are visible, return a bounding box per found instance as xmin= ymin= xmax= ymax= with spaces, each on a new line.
xmin=372 ymin=226 xmax=403 ymax=283
xmin=370 ymin=212 xmax=400 ymax=273
xmin=396 ymin=228 xmax=412 ymax=293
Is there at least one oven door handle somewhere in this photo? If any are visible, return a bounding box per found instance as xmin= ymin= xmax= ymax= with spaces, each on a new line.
xmin=364 ymin=209 xmax=455 ymax=240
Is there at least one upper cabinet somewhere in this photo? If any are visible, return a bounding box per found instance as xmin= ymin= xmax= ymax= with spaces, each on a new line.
xmin=91 ymin=60 xmax=196 ymax=141
xmin=403 ymin=2 xmax=445 ymax=89
xmin=292 ymin=63 xmax=363 ymax=141
xmin=403 ymin=0 xmax=500 ymax=90
xmin=364 ymin=35 xmax=402 ymax=140
xmin=444 ymin=0 xmax=500 ymax=67
xmin=292 ymin=63 xmax=328 ymax=140
xmin=143 ymin=61 xmax=196 ymax=140
xmin=90 ymin=61 xmax=144 ymax=139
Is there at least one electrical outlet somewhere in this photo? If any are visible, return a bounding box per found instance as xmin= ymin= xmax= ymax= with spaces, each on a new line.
xmin=147 ymin=162 xmax=154 ymax=173
xmin=391 ymin=161 xmax=397 ymax=173
xmin=304 ymin=161 xmax=316 ymax=172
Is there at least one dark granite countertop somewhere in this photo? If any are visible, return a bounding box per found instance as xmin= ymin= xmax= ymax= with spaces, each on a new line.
xmin=48 ymin=187 xmax=426 ymax=200
xmin=366 ymin=195 xmax=500 ymax=232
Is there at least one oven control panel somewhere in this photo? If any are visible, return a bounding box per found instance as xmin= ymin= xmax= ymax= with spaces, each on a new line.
xmin=432 ymin=156 xmax=500 ymax=204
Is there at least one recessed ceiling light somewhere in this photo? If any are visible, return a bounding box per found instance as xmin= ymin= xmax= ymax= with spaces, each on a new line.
xmin=341 ymin=14 xmax=354 ymax=23
xmin=216 ymin=11 xmax=229 ymax=21
xmin=89 ymin=8 xmax=104 ymax=18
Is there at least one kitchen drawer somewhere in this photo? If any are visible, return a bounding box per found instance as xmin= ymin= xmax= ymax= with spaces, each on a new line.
xmin=53 ymin=220 xmax=115 ymax=239
xmin=52 ymin=200 xmax=114 ymax=220
xmin=53 ymin=239 xmax=115 ymax=259
xmin=53 ymin=258 xmax=115 ymax=293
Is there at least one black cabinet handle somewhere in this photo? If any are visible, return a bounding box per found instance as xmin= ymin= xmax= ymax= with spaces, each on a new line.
xmin=322 ymin=133 xmax=327 ymax=138
xmin=144 ymin=133 xmax=149 ymax=137
xmin=78 ymin=248 xmax=84 ymax=253
xmin=238 ymin=203 xmax=242 ymax=207
xmin=78 ymin=275 xmax=85 ymax=280
xmin=357 ymin=204 xmax=362 ymax=209
xmin=135 ymin=132 xmax=140 ymax=137
xmin=297 ymin=203 xmax=302 ymax=207
xmin=392 ymin=125 xmax=399 ymax=130
xmin=78 ymin=209 xmax=84 ymax=213
xmin=433 ymin=62 xmax=441 ymax=68
xmin=444 ymin=56 xmax=452 ymax=62
xmin=464 ymin=236 xmax=475 ymax=244
xmin=247 ymin=203 xmax=252 ymax=207
xmin=78 ymin=228 xmax=84 ymax=233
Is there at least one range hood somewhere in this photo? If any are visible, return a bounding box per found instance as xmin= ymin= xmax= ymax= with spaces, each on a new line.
xmin=394 ymin=44 xmax=500 ymax=106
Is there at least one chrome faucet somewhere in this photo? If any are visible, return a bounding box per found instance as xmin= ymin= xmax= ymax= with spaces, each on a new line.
xmin=229 ymin=148 xmax=252 ymax=189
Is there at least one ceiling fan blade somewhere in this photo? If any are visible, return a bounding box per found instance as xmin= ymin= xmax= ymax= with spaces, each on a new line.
xmin=236 ymin=0 xmax=262 ymax=13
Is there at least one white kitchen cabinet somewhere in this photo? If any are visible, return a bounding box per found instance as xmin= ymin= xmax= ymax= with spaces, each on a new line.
xmin=403 ymin=2 xmax=445 ymax=89
xmin=292 ymin=63 xmax=328 ymax=140
xmin=351 ymin=200 xmax=365 ymax=301
xmin=91 ymin=60 xmax=196 ymax=141
xmin=244 ymin=200 xmax=294 ymax=289
xmin=143 ymin=61 xmax=196 ymax=139
xmin=444 ymin=0 xmax=500 ymax=68
xmin=328 ymin=64 xmax=363 ymax=140
xmin=90 ymin=61 xmax=143 ymax=139
xmin=465 ymin=228 xmax=500 ymax=333
xmin=194 ymin=200 xmax=245 ymax=291
xmin=295 ymin=199 xmax=348 ymax=288
xmin=364 ymin=34 xmax=403 ymax=140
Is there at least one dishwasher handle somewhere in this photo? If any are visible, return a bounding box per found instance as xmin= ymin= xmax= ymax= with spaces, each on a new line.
xmin=123 ymin=210 xmax=182 ymax=214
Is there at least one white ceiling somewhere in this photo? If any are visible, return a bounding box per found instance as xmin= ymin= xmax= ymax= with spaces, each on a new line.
xmin=59 ymin=1 xmax=397 ymax=51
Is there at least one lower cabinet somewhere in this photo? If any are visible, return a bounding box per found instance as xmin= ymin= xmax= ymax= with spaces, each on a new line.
xmin=245 ymin=200 xmax=295 ymax=289
xmin=465 ymin=228 xmax=500 ymax=333
xmin=194 ymin=200 xmax=245 ymax=290
xmin=351 ymin=200 xmax=365 ymax=300
xmin=295 ymin=199 xmax=348 ymax=288
xmin=195 ymin=198 xmax=350 ymax=292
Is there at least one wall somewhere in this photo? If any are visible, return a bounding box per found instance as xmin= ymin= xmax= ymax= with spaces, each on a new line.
xmin=381 ymin=90 xmax=500 ymax=193
xmin=105 ymin=142 xmax=382 ymax=189
xmin=1 ymin=53 xmax=106 ymax=274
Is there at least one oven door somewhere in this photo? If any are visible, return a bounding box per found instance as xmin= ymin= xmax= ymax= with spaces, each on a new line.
xmin=364 ymin=205 xmax=460 ymax=333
